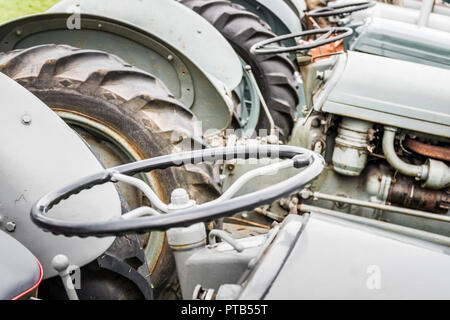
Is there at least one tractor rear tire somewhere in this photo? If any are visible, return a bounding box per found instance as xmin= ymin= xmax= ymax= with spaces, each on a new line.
xmin=0 ymin=44 xmax=220 ymax=299
xmin=179 ymin=0 xmax=299 ymax=140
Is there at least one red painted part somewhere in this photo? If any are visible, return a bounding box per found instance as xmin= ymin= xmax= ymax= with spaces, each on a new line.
xmin=11 ymin=258 xmax=43 ymax=300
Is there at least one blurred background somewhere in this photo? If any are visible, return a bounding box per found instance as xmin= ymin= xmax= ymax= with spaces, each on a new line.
xmin=0 ymin=0 xmax=59 ymax=23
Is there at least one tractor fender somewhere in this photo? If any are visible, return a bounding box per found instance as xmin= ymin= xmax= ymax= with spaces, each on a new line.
xmin=48 ymin=0 xmax=242 ymax=91
xmin=0 ymin=72 xmax=121 ymax=279
xmin=0 ymin=11 xmax=234 ymax=132
xmin=232 ymin=0 xmax=303 ymax=36
xmin=284 ymin=0 xmax=307 ymax=17
xmin=253 ymin=0 xmax=304 ymax=32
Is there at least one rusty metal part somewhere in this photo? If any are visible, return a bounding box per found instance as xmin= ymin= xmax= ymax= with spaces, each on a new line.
xmin=300 ymin=189 xmax=450 ymax=222
xmin=225 ymin=216 xmax=271 ymax=230
xmin=388 ymin=177 xmax=450 ymax=213
xmin=404 ymin=138 xmax=450 ymax=162
xmin=254 ymin=207 xmax=285 ymax=222
xmin=310 ymin=40 xmax=344 ymax=62
xmin=311 ymin=50 xmax=345 ymax=62
xmin=304 ymin=2 xmax=332 ymax=28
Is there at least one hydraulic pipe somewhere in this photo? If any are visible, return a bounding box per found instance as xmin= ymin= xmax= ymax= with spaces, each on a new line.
xmin=301 ymin=190 xmax=450 ymax=223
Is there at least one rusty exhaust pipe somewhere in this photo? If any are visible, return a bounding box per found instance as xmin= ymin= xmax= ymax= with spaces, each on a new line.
xmin=404 ymin=138 xmax=450 ymax=162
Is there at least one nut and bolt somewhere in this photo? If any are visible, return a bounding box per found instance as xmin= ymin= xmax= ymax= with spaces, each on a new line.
xmin=311 ymin=118 xmax=321 ymax=128
xmin=226 ymin=164 xmax=235 ymax=171
xmin=5 ymin=221 xmax=16 ymax=232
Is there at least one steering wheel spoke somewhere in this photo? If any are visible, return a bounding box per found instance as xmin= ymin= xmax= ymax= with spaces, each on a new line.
xmin=250 ymin=27 xmax=353 ymax=55
xmin=308 ymin=1 xmax=376 ymax=18
xmin=31 ymin=146 xmax=324 ymax=237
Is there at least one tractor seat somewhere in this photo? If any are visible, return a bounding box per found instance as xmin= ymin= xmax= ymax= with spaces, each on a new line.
xmin=0 ymin=230 xmax=42 ymax=300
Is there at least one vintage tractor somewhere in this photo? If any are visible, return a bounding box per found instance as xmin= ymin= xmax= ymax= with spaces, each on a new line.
xmin=225 ymin=0 xmax=450 ymax=68
xmin=0 ymin=0 xmax=449 ymax=300
xmin=27 ymin=119 xmax=450 ymax=300
xmin=245 ymin=29 xmax=450 ymax=236
xmin=304 ymin=0 xmax=450 ymax=68
xmin=0 ymin=0 xmax=301 ymax=299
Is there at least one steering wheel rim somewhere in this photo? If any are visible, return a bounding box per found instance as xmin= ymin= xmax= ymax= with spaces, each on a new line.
xmin=250 ymin=27 xmax=353 ymax=55
xmin=308 ymin=1 xmax=376 ymax=18
xmin=31 ymin=145 xmax=324 ymax=237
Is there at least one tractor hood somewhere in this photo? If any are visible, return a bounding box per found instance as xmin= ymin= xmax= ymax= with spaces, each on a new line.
xmin=349 ymin=17 xmax=450 ymax=69
xmin=315 ymin=51 xmax=450 ymax=138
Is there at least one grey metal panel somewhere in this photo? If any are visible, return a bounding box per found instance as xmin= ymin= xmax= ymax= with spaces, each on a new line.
xmin=237 ymin=215 xmax=304 ymax=300
xmin=233 ymin=0 xmax=303 ymax=38
xmin=320 ymin=51 xmax=450 ymax=137
xmin=257 ymin=0 xmax=304 ymax=33
xmin=0 ymin=73 xmax=120 ymax=278
xmin=240 ymin=213 xmax=450 ymax=299
xmin=286 ymin=0 xmax=307 ymax=15
xmin=351 ymin=17 xmax=450 ymax=68
xmin=0 ymin=230 xmax=41 ymax=299
xmin=372 ymin=2 xmax=450 ymax=32
xmin=48 ymin=0 xmax=243 ymax=91
xmin=403 ymin=0 xmax=450 ymax=17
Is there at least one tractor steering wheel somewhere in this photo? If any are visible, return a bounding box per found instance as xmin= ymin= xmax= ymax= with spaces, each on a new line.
xmin=308 ymin=1 xmax=376 ymax=18
xmin=250 ymin=27 xmax=353 ymax=55
xmin=31 ymin=145 xmax=324 ymax=237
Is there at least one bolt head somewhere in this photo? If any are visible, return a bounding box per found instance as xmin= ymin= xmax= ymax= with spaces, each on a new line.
xmin=21 ymin=115 xmax=32 ymax=125
xmin=5 ymin=221 xmax=16 ymax=232
xmin=170 ymin=188 xmax=190 ymax=206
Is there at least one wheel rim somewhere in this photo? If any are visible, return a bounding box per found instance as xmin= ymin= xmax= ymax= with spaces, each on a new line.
xmin=55 ymin=109 xmax=166 ymax=275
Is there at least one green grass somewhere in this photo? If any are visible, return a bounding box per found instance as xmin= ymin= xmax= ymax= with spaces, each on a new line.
xmin=0 ymin=0 xmax=60 ymax=23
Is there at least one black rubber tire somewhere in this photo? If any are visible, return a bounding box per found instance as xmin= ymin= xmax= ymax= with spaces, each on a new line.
xmin=179 ymin=0 xmax=299 ymax=140
xmin=0 ymin=44 xmax=220 ymax=299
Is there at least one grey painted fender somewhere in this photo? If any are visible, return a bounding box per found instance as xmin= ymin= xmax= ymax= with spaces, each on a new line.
xmin=285 ymin=0 xmax=307 ymax=17
xmin=261 ymin=0 xmax=305 ymax=32
xmin=0 ymin=73 xmax=121 ymax=278
xmin=234 ymin=0 xmax=304 ymax=34
xmin=48 ymin=0 xmax=242 ymax=91
xmin=0 ymin=10 xmax=234 ymax=132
